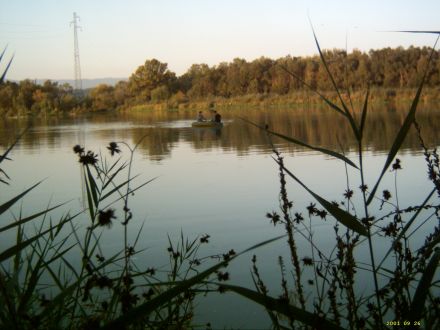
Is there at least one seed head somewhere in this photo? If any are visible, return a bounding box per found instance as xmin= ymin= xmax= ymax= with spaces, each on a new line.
xmin=107 ymin=142 xmax=121 ymax=156
xmin=98 ymin=209 xmax=116 ymax=228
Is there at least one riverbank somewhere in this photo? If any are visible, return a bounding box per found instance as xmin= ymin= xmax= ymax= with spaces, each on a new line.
xmin=122 ymin=86 xmax=440 ymax=112
xmin=3 ymin=86 xmax=440 ymax=118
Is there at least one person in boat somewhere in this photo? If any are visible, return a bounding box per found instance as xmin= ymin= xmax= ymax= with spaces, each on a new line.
xmin=212 ymin=111 xmax=222 ymax=123
xmin=197 ymin=111 xmax=206 ymax=122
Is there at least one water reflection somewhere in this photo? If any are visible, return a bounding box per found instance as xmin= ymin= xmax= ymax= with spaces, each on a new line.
xmin=1 ymin=104 xmax=439 ymax=159
xmin=1 ymin=105 xmax=439 ymax=329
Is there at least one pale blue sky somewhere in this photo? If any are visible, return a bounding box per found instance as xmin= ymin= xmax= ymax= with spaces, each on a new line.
xmin=1 ymin=0 xmax=439 ymax=80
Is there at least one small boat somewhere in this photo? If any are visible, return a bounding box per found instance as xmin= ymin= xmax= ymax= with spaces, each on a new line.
xmin=191 ymin=121 xmax=223 ymax=128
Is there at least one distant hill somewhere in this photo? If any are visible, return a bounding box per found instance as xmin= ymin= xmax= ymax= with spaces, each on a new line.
xmin=35 ymin=77 xmax=127 ymax=89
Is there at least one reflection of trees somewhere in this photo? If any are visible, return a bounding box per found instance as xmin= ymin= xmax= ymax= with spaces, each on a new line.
xmin=0 ymin=116 xmax=67 ymax=151
xmin=223 ymin=106 xmax=440 ymax=154
xmin=1 ymin=106 xmax=439 ymax=159
xmin=131 ymin=127 xmax=180 ymax=161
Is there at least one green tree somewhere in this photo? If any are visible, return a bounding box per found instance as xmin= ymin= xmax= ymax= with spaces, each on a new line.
xmin=304 ymin=58 xmax=319 ymax=90
xmin=185 ymin=64 xmax=216 ymax=99
xmin=151 ymin=85 xmax=170 ymax=102
xmin=16 ymin=79 xmax=37 ymax=113
xmin=113 ymin=81 xmax=130 ymax=108
xmin=224 ymin=58 xmax=250 ymax=96
xmin=247 ymin=57 xmax=273 ymax=94
xmin=89 ymin=84 xmax=116 ymax=111
xmin=0 ymin=81 xmax=17 ymax=115
xmin=128 ymin=59 xmax=176 ymax=102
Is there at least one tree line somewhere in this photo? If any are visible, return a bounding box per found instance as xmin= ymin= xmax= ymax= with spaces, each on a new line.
xmin=1 ymin=45 xmax=440 ymax=115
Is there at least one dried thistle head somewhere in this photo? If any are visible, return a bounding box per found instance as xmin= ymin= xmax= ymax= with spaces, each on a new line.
xmin=79 ymin=151 xmax=98 ymax=166
xmin=392 ymin=158 xmax=402 ymax=171
xmin=98 ymin=209 xmax=116 ymax=228
xmin=107 ymin=142 xmax=121 ymax=156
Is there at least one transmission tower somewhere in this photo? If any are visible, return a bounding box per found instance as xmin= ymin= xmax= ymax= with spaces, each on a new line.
xmin=70 ymin=12 xmax=82 ymax=90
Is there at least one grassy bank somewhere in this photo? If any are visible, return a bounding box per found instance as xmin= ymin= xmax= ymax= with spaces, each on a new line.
xmin=123 ymin=86 xmax=440 ymax=112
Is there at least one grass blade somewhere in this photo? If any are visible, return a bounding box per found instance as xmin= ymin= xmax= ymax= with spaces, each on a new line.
xmin=100 ymin=175 xmax=139 ymax=202
xmin=241 ymin=117 xmax=358 ymax=169
xmin=1 ymin=168 xmax=10 ymax=179
xmin=220 ymin=284 xmax=345 ymax=330
xmin=0 ymin=54 xmax=14 ymax=83
xmin=0 ymin=216 xmax=73 ymax=262
xmin=60 ymin=256 xmax=80 ymax=280
xmin=310 ymin=25 xmax=360 ymax=141
xmin=0 ymin=128 xmax=27 ymax=163
xmin=84 ymin=170 xmax=95 ymax=221
xmin=409 ymin=248 xmax=440 ymax=321
xmin=0 ymin=46 xmax=7 ymax=62
xmin=102 ymin=177 xmax=158 ymax=209
xmin=238 ymin=234 xmax=285 ymax=255
xmin=13 ymin=224 xmax=23 ymax=274
xmin=0 ymin=181 xmax=42 ymax=216
xmin=44 ymin=244 xmax=76 ymax=267
xmin=275 ymin=158 xmax=367 ymax=236
xmin=102 ymin=162 xmax=128 ymax=191
xmin=18 ymin=256 xmax=45 ymax=314
xmin=0 ymin=201 xmax=68 ymax=233
xmin=86 ymin=165 xmax=99 ymax=208
xmin=359 ymin=87 xmax=370 ymax=139
xmin=396 ymin=30 xmax=440 ymax=34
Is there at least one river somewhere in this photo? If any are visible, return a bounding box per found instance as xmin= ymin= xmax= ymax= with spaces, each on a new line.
xmin=1 ymin=104 xmax=439 ymax=328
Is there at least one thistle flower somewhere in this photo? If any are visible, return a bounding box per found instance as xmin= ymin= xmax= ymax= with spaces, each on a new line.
xmin=359 ymin=184 xmax=368 ymax=192
xmin=98 ymin=209 xmax=116 ymax=228
xmin=317 ymin=209 xmax=327 ymax=219
xmin=222 ymin=249 xmax=236 ymax=262
xmin=344 ymin=189 xmax=354 ymax=199
xmin=302 ymin=257 xmax=313 ymax=266
xmin=126 ymin=246 xmax=135 ymax=256
xmin=392 ymin=158 xmax=402 ymax=171
xmin=383 ymin=190 xmax=392 ymax=201
xmin=307 ymin=203 xmax=318 ymax=216
xmin=382 ymin=222 xmax=398 ymax=237
xmin=107 ymin=142 xmax=121 ymax=156
xmin=294 ymin=212 xmax=304 ymax=223
xmin=73 ymin=144 xmax=84 ymax=155
xmin=96 ymin=254 xmax=105 ymax=262
xmin=266 ymin=211 xmax=280 ymax=226
xmin=217 ymin=271 xmax=229 ymax=281
xmin=79 ymin=151 xmax=98 ymax=166
xmin=200 ymin=234 xmax=210 ymax=243
xmin=96 ymin=275 xmax=113 ymax=289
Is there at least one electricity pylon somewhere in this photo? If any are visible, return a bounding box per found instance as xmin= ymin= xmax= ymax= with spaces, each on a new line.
xmin=70 ymin=12 xmax=82 ymax=91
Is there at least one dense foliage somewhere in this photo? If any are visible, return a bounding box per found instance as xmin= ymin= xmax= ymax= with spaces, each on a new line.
xmin=2 ymin=46 xmax=440 ymax=115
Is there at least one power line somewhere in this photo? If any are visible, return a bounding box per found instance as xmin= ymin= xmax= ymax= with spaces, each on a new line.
xmin=70 ymin=12 xmax=82 ymax=90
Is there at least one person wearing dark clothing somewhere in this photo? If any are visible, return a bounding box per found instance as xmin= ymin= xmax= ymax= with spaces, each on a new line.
xmin=213 ymin=111 xmax=222 ymax=123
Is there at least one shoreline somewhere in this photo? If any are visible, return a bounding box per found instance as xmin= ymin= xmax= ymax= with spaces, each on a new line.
xmin=3 ymin=87 xmax=440 ymax=118
xmin=121 ymin=87 xmax=440 ymax=112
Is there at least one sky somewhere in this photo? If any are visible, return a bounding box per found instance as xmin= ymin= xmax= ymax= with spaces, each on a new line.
xmin=1 ymin=0 xmax=440 ymax=80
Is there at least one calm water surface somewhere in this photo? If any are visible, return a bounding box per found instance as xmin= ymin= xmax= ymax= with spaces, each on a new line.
xmin=1 ymin=105 xmax=439 ymax=328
